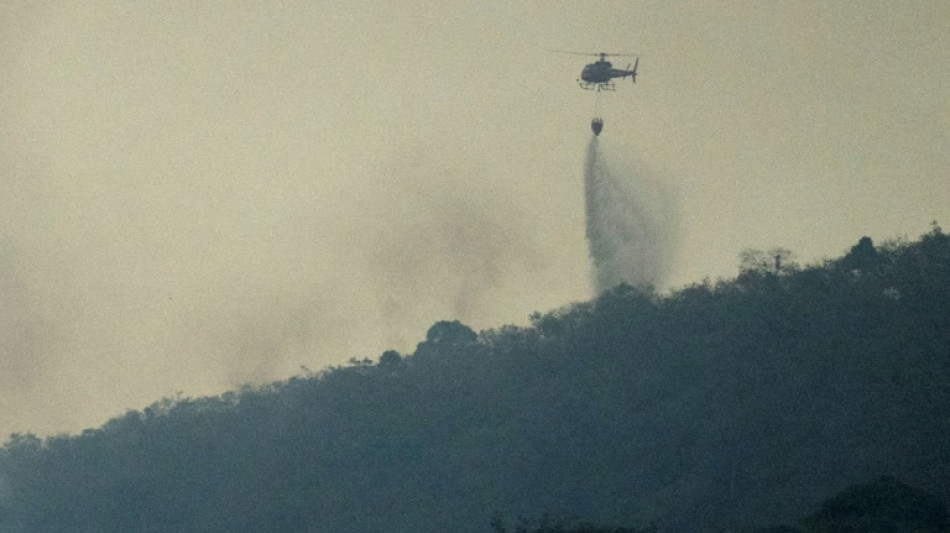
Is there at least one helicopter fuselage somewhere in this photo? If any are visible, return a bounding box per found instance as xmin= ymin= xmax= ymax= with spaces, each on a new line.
xmin=578 ymin=59 xmax=637 ymax=91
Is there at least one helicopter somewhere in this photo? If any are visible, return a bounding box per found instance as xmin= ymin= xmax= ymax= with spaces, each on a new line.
xmin=555 ymin=51 xmax=639 ymax=91
xmin=552 ymin=51 xmax=640 ymax=135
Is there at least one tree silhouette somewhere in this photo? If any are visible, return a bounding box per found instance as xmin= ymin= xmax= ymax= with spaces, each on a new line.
xmin=2 ymin=229 xmax=949 ymax=532
xmin=802 ymin=476 xmax=950 ymax=532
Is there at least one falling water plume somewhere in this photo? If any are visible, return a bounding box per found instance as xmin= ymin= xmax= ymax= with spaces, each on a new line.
xmin=584 ymin=136 xmax=679 ymax=294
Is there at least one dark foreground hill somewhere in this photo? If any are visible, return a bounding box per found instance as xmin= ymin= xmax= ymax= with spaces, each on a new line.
xmin=2 ymin=227 xmax=949 ymax=532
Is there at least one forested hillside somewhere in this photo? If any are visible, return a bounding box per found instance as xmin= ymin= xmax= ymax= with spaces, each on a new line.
xmin=2 ymin=227 xmax=949 ymax=532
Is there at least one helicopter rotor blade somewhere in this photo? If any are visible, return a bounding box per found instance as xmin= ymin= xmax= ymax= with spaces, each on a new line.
xmin=548 ymin=49 xmax=641 ymax=57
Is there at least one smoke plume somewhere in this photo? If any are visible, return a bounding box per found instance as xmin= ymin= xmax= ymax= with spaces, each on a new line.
xmin=584 ymin=136 xmax=679 ymax=294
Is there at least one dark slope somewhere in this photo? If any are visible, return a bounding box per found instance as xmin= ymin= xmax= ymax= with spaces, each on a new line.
xmin=2 ymin=228 xmax=949 ymax=532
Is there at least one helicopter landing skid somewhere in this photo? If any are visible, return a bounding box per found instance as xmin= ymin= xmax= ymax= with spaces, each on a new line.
xmin=578 ymin=81 xmax=616 ymax=91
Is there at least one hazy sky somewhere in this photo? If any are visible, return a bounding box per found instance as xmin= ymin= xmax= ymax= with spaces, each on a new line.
xmin=2 ymin=1 xmax=948 ymax=437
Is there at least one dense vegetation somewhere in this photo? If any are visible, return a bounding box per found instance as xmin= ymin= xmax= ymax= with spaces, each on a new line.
xmin=1 ymin=227 xmax=949 ymax=532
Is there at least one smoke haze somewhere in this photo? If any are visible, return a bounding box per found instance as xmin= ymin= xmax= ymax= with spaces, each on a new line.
xmin=1 ymin=2 xmax=947 ymax=439
xmin=584 ymin=137 xmax=679 ymax=293
xmin=366 ymin=147 xmax=549 ymax=352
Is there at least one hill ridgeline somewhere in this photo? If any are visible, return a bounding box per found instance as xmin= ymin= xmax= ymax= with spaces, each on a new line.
xmin=1 ymin=227 xmax=949 ymax=532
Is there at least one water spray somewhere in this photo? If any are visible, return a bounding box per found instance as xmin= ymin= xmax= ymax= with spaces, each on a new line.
xmin=583 ymin=137 xmax=679 ymax=294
